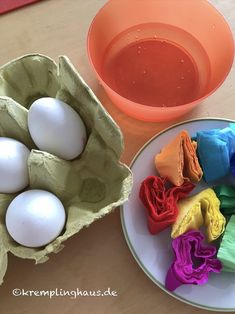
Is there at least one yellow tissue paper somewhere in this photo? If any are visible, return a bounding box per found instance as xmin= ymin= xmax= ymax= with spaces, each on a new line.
xmin=171 ymin=188 xmax=225 ymax=242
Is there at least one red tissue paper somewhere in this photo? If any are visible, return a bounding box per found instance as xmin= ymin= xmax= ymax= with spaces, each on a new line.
xmin=139 ymin=176 xmax=194 ymax=234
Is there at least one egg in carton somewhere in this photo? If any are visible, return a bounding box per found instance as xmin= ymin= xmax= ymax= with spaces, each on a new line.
xmin=0 ymin=54 xmax=133 ymax=284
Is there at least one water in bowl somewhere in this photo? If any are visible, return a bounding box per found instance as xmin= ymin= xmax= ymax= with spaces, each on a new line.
xmin=102 ymin=23 xmax=211 ymax=107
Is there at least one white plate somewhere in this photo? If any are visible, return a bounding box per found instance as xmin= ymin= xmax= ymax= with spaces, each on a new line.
xmin=121 ymin=118 xmax=235 ymax=312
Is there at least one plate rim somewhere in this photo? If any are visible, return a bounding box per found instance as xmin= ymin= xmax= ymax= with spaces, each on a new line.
xmin=120 ymin=117 xmax=235 ymax=312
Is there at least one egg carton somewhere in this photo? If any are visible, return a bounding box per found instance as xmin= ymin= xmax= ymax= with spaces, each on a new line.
xmin=0 ymin=54 xmax=133 ymax=284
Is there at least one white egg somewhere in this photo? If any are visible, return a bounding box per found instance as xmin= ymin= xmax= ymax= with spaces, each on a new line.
xmin=0 ymin=137 xmax=30 ymax=193
xmin=6 ymin=190 xmax=66 ymax=248
xmin=28 ymin=97 xmax=87 ymax=160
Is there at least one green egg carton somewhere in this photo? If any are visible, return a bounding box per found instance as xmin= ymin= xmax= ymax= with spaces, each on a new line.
xmin=0 ymin=54 xmax=133 ymax=284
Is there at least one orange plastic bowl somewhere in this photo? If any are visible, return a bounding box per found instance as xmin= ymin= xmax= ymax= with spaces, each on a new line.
xmin=87 ymin=0 xmax=234 ymax=122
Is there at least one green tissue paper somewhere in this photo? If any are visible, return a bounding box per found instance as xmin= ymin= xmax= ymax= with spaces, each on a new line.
xmin=217 ymin=215 xmax=235 ymax=272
